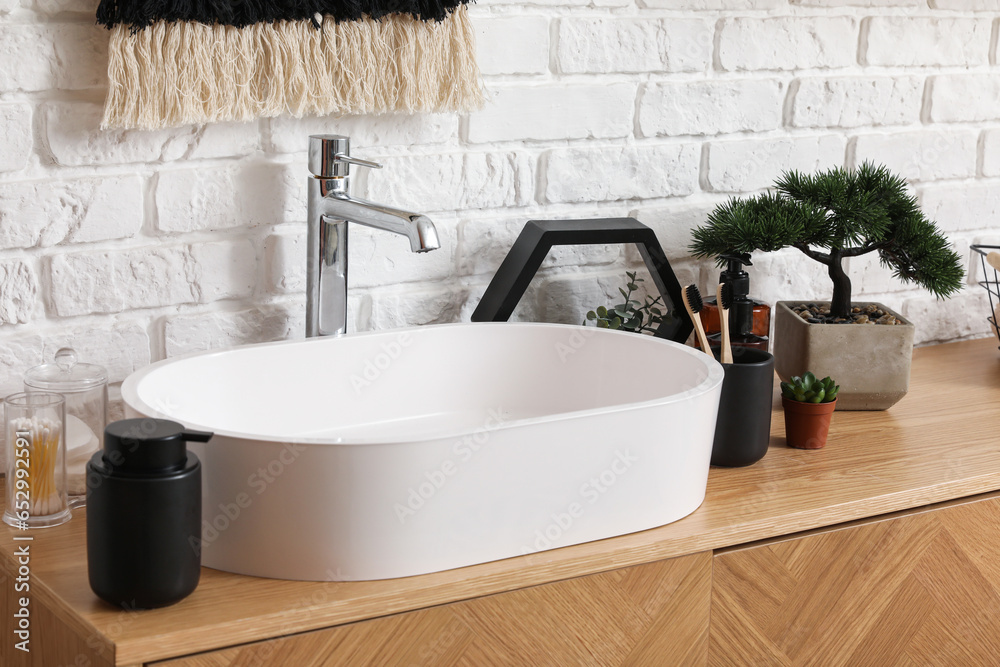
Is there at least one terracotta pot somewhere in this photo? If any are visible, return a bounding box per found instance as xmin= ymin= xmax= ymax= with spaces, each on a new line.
xmin=782 ymin=396 xmax=837 ymax=449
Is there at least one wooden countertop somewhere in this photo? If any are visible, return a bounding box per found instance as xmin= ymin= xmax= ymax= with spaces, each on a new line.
xmin=2 ymin=336 xmax=999 ymax=665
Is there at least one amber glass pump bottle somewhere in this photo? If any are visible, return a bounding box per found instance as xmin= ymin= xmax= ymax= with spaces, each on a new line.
xmin=701 ymin=253 xmax=770 ymax=352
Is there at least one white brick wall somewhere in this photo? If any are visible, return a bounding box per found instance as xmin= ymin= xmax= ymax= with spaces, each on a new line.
xmin=639 ymin=80 xmax=786 ymax=137
xmin=862 ymin=17 xmax=992 ymax=67
xmin=2 ymin=0 xmax=999 ymax=401
xmin=718 ymin=17 xmax=858 ymax=71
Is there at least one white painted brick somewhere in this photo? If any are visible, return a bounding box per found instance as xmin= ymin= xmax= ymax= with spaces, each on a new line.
xmin=557 ymin=19 xmax=711 ymax=74
xmin=669 ymin=259 xmax=703 ymax=297
xmin=791 ymin=76 xmax=923 ymax=128
xmin=275 ymin=162 xmax=307 ymax=223
xmin=929 ymin=75 xmax=1000 ymax=123
xmin=268 ymin=113 xmax=457 ymax=154
xmin=951 ymin=236 xmax=972 ymax=288
xmin=362 ymin=151 xmax=533 ymax=211
xmin=369 ymin=287 xmax=468 ymax=330
xmin=188 ymin=241 xmax=258 ymax=303
xmin=33 ymin=0 xmax=100 ymax=13
xmin=920 ymin=183 xmax=1000 ymax=234
xmin=0 ymin=175 xmax=142 ymax=248
xmin=642 ymin=0 xmax=780 ymax=7
xmin=0 ymin=103 xmax=31 ymax=172
xmin=864 ymin=18 xmax=991 ymax=67
xmin=264 ymin=228 xmax=306 ymax=295
xmin=49 ymin=241 xmax=256 ymax=316
xmin=50 ymin=249 xmax=195 ymax=316
xmin=165 ymin=305 xmax=304 ymax=357
xmin=467 ymin=84 xmax=635 ymax=143
xmin=631 ymin=202 xmax=720 ymax=261
xmin=853 ymin=130 xmax=978 ymax=181
xmin=188 ymin=122 xmax=260 ymax=159
xmin=0 ymin=333 xmax=44 ymax=397
xmin=477 ymin=17 xmax=549 ymax=76
xmin=457 ymin=217 xmax=623 ymax=277
xmin=480 ymin=0 xmax=629 ymax=7
xmin=46 ymin=102 xmax=179 ymax=166
xmin=0 ymin=24 xmax=105 ymax=93
xmin=544 ymin=143 xmax=700 ymax=203
xmin=639 ymin=80 xmax=785 ymax=137
xmin=155 ymin=164 xmax=286 ymax=232
xmin=982 ymin=130 xmax=1000 ymax=177
xmin=41 ymin=321 xmax=150 ymax=384
xmin=795 ymin=0 xmax=923 ymax=5
xmin=0 ymin=260 xmax=37 ymax=325
xmin=44 ymin=102 xmax=255 ymax=166
xmin=457 ymin=279 xmax=551 ymax=325
xmin=929 ymin=0 xmax=1000 ymax=10
xmin=349 ymin=217 xmax=457 ymax=288
xmin=752 ymin=249 xmax=842 ymax=308
xmin=706 ymin=136 xmax=846 ymax=193
xmin=0 ymin=0 xmax=994 ymax=368
xmin=904 ymin=289 xmax=992 ymax=345
xmin=718 ymin=17 xmax=857 ymax=72
xmin=852 ymin=246 xmax=942 ymax=296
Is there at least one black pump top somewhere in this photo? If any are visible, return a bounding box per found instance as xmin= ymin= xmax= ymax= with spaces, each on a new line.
xmin=719 ymin=252 xmax=753 ymax=299
xmin=104 ymin=419 xmax=213 ymax=473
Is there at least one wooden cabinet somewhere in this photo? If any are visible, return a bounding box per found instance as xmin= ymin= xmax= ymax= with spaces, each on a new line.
xmin=153 ymin=552 xmax=712 ymax=667
xmin=710 ymin=495 xmax=1000 ymax=666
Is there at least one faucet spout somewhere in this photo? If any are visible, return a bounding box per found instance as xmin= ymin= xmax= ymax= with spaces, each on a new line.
xmin=319 ymin=192 xmax=440 ymax=253
xmin=305 ymin=135 xmax=440 ymax=338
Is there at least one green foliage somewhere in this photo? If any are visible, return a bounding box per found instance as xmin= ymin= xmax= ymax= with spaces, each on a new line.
xmin=585 ymin=272 xmax=665 ymax=334
xmin=689 ymin=162 xmax=964 ymax=303
xmin=781 ymin=372 xmax=839 ymax=404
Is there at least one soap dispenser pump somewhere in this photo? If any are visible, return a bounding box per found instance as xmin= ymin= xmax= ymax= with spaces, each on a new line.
xmin=86 ymin=419 xmax=212 ymax=609
xmin=701 ymin=253 xmax=771 ymax=352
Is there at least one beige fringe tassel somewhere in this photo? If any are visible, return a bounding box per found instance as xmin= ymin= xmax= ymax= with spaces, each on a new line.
xmin=102 ymin=6 xmax=483 ymax=129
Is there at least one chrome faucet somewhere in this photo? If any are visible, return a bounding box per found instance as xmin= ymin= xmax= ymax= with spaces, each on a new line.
xmin=306 ymin=135 xmax=440 ymax=337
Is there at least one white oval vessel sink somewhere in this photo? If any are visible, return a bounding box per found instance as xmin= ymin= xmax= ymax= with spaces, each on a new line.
xmin=122 ymin=322 xmax=723 ymax=581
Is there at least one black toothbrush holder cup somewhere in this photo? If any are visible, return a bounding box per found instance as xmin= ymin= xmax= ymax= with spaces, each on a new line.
xmin=711 ymin=347 xmax=775 ymax=467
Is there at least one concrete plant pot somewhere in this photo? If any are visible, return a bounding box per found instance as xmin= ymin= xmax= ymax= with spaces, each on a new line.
xmin=773 ymin=301 xmax=914 ymax=411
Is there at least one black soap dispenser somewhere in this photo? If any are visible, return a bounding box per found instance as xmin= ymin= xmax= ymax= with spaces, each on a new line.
xmin=701 ymin=253 xmax=771 ymax=352
xmin=86 ymin=419 xmax=212 ymax=609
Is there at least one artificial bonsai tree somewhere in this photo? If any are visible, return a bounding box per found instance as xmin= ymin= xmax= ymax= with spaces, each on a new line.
xmin=689 ymin=162 xmax=964 ymax=319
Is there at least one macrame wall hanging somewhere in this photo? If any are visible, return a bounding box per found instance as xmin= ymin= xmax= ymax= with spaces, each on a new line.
xmin=96 ymin=0 xmax=484 ymax=130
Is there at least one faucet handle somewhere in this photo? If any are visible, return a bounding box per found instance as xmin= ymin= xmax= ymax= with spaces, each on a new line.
xmin=335 ymin=154 xmax=383 ymax=171
xmin=309 ymin=135 xmax=382 ymax=178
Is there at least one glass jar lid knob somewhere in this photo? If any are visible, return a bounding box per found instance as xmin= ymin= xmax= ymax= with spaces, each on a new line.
xmin=55 ymin=347 xmax=77 ymax=374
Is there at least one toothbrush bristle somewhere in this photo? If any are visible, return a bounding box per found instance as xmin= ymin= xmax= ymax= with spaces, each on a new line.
xmin=685 ymin=284 xmax=703 ymax=313
xmin=719 ymin=282 xmax=734 ymax=309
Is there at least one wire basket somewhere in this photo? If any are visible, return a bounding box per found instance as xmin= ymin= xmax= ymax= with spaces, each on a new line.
xmin=972 ymin=244 xmax=1000 ymax=349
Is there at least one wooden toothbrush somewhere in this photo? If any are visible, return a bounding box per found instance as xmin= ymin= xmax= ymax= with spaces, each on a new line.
xmin=682 ymin=284 xmax=713 ymax=358
xmin=717 ymin=282 xmax=734 ymax=364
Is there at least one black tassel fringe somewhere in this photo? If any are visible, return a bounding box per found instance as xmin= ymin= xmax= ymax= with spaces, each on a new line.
xmin=97 ymin=0 xmax=471 ymax=29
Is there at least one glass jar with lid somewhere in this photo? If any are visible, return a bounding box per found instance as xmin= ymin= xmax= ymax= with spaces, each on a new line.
xmin=24 ymin=348 xmax=107 ymax=507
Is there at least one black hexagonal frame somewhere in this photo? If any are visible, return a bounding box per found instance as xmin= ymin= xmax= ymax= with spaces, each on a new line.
xmin=471 ymin=218 xmax=693 ymax=342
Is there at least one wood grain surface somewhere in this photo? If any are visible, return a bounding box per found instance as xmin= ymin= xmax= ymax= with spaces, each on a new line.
xmin=0 ymin=336 xmax=997 ymax=665
xmin=710 ymin=493 xmax=1000 ymax=666
xmin=152 ymin=551 xmax=710 ymax=667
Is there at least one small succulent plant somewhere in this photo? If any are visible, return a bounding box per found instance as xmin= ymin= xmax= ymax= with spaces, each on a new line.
xmin=585 ymin=272 xmax=665 ymax=334
xmin=781 ymin=372 xmax=839 ymax=404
